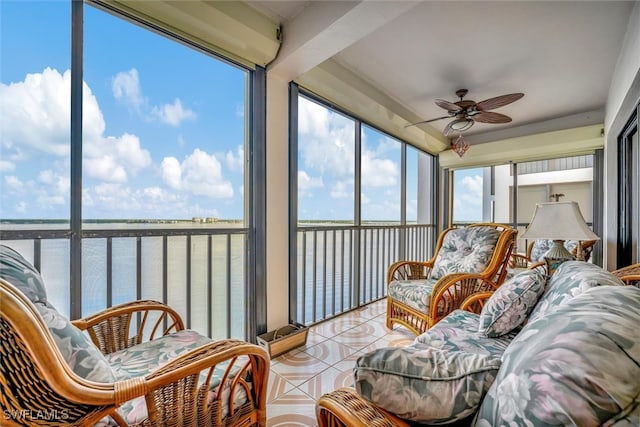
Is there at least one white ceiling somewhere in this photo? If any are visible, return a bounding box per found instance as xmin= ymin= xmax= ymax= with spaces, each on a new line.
xmin=248 ymin=1 xmax=635 ymax=145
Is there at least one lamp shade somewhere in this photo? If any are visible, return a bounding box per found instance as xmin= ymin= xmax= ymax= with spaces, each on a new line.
xmin=521 ymin=201 xmax=599 ymax=241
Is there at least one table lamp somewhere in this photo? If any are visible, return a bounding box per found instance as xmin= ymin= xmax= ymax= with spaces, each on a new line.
xmin=521 ymin=201 xmax=599 ymax=260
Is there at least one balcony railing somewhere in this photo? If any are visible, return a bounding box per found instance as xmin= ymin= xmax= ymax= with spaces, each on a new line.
xmin=0 ymin=225 xmax=248 ymax=341
xmin=1 ymin=222 xmax=437 ymax=339
xmin=293 ymin=224 xmax=436 ymax=325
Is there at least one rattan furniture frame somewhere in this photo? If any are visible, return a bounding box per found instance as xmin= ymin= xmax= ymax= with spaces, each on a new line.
xmin=611 ymin=262 xmax=640 ymax=287
xmin=386 ymin=223 xmax=517 ymax=335
xmin=0 ymin=278 xmax=270 ymax=426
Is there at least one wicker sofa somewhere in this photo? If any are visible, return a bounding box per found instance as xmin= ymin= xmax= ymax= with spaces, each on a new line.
xmin=0 ymin=244 xmax=270 ymax=426
xmin=317 ymin=261 xmax=640 ymax=426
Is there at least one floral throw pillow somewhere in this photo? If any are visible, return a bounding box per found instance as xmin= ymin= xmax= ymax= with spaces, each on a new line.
xmin=479 ymin=269 xmax=546 ymax=337
xmin=0 ymin=244 xmax=49 ymax=305
xmin=34 ymin=302 xmax=115 ymax=383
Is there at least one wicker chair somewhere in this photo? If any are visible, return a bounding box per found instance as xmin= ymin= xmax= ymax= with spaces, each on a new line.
xmin=510 ymin=239 xmax=597 ymax=268
xmin=0 ymin=246 xmax=269 ymax=426
xmin=386 ymin=223 xmax=517 ymax=335
xmin=611 ymin=262 xmax=640 ymax=287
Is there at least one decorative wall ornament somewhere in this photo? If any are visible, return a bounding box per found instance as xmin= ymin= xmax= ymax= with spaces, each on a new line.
xmin=452 ymin=134 xmax=470 ymax=158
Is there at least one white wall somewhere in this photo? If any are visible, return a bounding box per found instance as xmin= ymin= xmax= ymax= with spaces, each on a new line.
xmin=266 ymin=74 xmax=290 ymax=330
xmin=604 ymin=1 xmax=640 ymax=269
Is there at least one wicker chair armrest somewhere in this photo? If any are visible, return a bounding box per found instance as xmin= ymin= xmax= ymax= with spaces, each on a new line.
xmin=460 ymin=291 xmax=495 ymax=314
xmin=618 ymin=274 xmax=640 ymax=287
xmin=509 ymin=253 xmax=531 ymax=269
xmin=429 ymin=273 xmax=499 ymax=324
xmin=316 ymin=387 xmax=411 ymax=427
xmin=387 ymin=260 xmax=434 ymax=282
xmin=137 ymin=339 xmax=270 ymax=424
xmin=72 ymin=300 xmax=185 ymax=355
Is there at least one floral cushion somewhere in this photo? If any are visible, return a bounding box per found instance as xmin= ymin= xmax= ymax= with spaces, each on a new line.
xmin=0 ymin=244 xmax=48 ymax=305
xmin=529 ymin=239 xmax=578 ymax=262
xmin=354 ymin=346 xmax=501 ymax=424
xmin=475 ymin=285 xmax=640 ymax=426
xmin=34 ymin=302 xmax=115 ymax=383
xmin=430 ymin=226 xmax=500 ymax=280
xmin=528 ymin=261 xmax=624 ymax=323
xmin=96 ymin=330 xmax=250 ymax=426
xmin=479 ymin=269 xmax=546 ymax=337
xmin=414 ymin=309 xmax=516 ymax=359
xmin=387 ymin=278 xmax=437 ymax=312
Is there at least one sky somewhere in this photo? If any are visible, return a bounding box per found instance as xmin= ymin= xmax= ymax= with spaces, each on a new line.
xmin=0 ymin=1 xmax=475 ymax=223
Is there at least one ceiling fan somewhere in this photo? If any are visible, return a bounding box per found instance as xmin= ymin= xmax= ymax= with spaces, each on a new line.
xmin=407 ymin=89 xmax=524 ymax=137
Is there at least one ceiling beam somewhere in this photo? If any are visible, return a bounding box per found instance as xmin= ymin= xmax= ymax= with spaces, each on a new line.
xmin=268 ymin=1 xmax=419 ymax=81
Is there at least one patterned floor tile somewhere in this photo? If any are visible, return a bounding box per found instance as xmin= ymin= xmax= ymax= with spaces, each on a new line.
xmin=267 ymin=371 xmax=295 ymax=403
xmin=330 ymin=321 xmax=390 ymax=350
xmin=297 ymin=366 xmax=351 ymax=400
xmin=270 ymin=351 xmax=331 ymax=386
xmin=267 ymin=388 xmax=317 ymax=427
xmin=311 ymin=316 xmax=363 ymax=338
xmin=302 ymin=339 xmax=358 ymax=365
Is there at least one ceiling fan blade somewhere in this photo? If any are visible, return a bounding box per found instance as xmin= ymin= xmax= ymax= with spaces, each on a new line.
xmin=473 ymin=111 xmax=512 ymax=124
xmin=476 ymin=93 xmax=524 ymax=111
xmin=404 ymin=115 xmax=452 ymax=127
xmin=435 ymin=99 xmax=463 ymax=112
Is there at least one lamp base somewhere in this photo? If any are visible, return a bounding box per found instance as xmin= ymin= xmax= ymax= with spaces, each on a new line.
xmin=544 ymin=240 xmax=575 ymax=260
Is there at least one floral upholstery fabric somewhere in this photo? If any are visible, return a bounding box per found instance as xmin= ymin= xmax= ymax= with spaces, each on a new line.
xmin=529 ymin=239 xmax=578 ymax=263
xmin=430 ymin=226 xmax=500 ymax=279
xmin=355 ymin=346 xmax=501 ymax=424
xmin=0 ymin=244 xmax=49 ymax=305
xmin=97 ymin=330 xmax=250 ymax=426
xmin=387 ymin=278 xmax=437 ymax=312
xmin=33 ymin=302 xmax=116 ymax=383
xmin=413 ymin=309 xmax=517 ymax=359
xmin=475 ymin=285 xmax=640 ymax=426
xmin=528 ymin=260 xmax=624 ymax=323
xmin=479 ymin=269 xmax=546 ymax=337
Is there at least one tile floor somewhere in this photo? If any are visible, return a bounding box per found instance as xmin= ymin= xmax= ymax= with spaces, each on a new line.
xmin=265 ymin=298 xmax=415 ymax=426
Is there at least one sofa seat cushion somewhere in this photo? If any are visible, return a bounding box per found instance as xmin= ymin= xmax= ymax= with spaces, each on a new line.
xmin=479 ymin=269 xmax=546 ymax=337
xmin=100 ymin=330 xmax=251 ymax=425
xmin=475 ymin=285 xmax=640 ymax=427
xmin=414 ymin=309 xmax=517 ymax=359
xmin=355 ymin=346 xmax=501 ymax=424
xmin=34 ymin=302 xmax=116 ymax=383
xmin=431 ymin=226 xmax=500 ymax=279
xmin=528 ymin=261 xmax=624 ymax=323
xmin=387 ymin=278 xmax=437 ymax=312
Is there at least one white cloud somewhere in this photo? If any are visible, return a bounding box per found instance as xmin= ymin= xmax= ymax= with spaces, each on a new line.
xmin=160 ymin=149 xmax=233 ymax=198
xmin=361 ymin=152 xmax=398 ymax=187
xmin=298 ymin=170 xmax=324 ymax=191
xmin=330 ymin=181 xmax=351 ymax=199
xmin=298 ymin=97 xmax=329 ymax=137
xmin=1 ymin=67 xmax=74 ymax=157
xmin=112 ymin=69 xmax=144 ymax=108
xmin=1 ymin=68 xmax=152 ymax=186
xmin=161 ymin=157 xmax=182 ymax=189
xmin=38 ymin=170 xmax=70 ymax=195
xmin=4 ymin=175 xmax=23 ymax=190
xmin=453 ymin=174 xmax=483 ymax=221
xmin=15 ymin=201 xmax=27 ymax=213
xmin=0 ymin=160 xmax=15 ymax=172
xmin=226 ymin=145 xmax=244 ymax=172
xmin=152 ymin=98 xmax=196 ymax=126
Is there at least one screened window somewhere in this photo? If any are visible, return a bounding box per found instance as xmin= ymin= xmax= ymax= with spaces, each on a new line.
xmin=297 ymin=96 xmax=355 ymax=223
